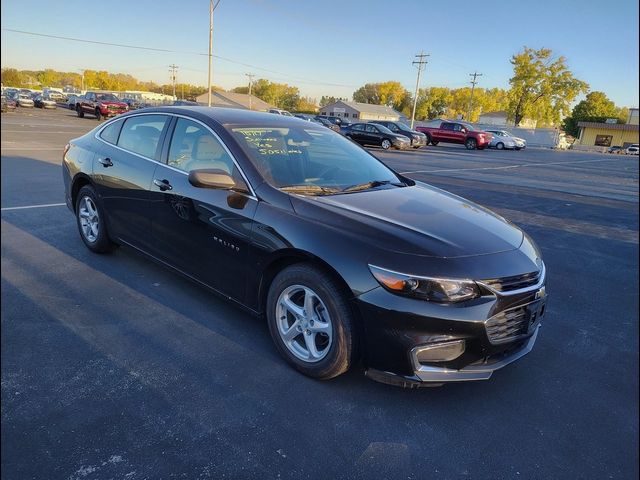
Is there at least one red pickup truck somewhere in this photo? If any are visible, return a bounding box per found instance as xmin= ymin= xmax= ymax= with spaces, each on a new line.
xmin=76 ymin=91 xmax=128 ymax=120
xmin=416 ymin=121 xmax=492 ymax=150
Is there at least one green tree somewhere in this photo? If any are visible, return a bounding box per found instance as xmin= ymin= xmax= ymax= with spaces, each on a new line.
xmin=251 ymin=79 xmax=300 ymax=110
xmin=507 ymin=47 xmax=588 ymax=126
xmin=319 ymin=95 xmax=338 ymax=107
xmin=562 ymin=91 xmax=624 ymax=136
xmin=1 ymin=68 xmax=24 ymax=86
xmin=295 ymin=96 xmax=318 ymax=113
xmin=352 ymin=81 xmax=410 ymax=112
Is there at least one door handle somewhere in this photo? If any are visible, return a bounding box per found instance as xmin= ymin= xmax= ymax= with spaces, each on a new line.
xmin=98 ymin=157 xmax=113 ymax=167
xmin=153 ymin=178 xmax=173 ymax=191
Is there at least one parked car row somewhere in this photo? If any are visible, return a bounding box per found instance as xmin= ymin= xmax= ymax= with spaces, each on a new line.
xmin=608 ymin=144 xmax=639 ymax=155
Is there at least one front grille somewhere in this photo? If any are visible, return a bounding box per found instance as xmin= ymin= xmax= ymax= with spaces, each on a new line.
xmin=481 ymin=270 xmax=540 ymax=292
xmin=485 ymin=301 xmax=542 ymax=344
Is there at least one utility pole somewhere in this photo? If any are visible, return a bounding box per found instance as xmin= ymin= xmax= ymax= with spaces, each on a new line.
xmin=246 ymin=73 xmax=255 ymax=110
xmin=207 ymin=0 xmax=221 ymax=106
xmin=169 ymin=64 xmax=178 ymax=100
xmin=410 ymin=52 xmax=429 ymax=130
xmin=467 ymin=71 xmax=482 ymax=121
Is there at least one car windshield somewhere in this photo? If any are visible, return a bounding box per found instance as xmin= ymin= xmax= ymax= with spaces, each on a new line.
xmin=375 ymin=124 xmax=395 ymax=134
xmin=461 ymin=123 xmax=476 ymax=131
xmin=96 ymin=94 xmax=119 ymax=101
xmin=231 ymin=126 xmax=402 ymax=194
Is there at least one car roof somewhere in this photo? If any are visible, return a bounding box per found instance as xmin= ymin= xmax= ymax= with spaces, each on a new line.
xmin=126 ymin=106 xmax=323 ymax=128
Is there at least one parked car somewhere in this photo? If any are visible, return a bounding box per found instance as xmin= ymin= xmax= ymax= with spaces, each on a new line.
xmin=76 ymin=91 xmax=128 ymax=120
xmin=121 ymin=98 xmax=143 ymax=110
xmin=62 ymin=107 xmax=547 ymax=387
xmin=34 ymin=94 xmax=57 ymax=109
xmin=294 ymin=114 xmax=341 ymax=132
xmin=1 ymin=94 xmax=17 ymax=112
xmin=371 ymin=121 xmax=427 ymax=148
xmin=15 ymin=93 xmax=35 ymax=108
xmin=318 ymin=115 xmax=352 ymax=128
xmin=625 ymin=144 xmax=639 ymax=155
xmin=485 ymin=130 xmax=526 ymax=150
xmin=66 ymin=94 xmax=83 ymax=110
xmin=416 ymin=121 xmax=492 ymax=150
xmin=607 ymin=145 xmax=624 ymax=154
xmin=268 ymin=108 xmax=293 ymax=116
xmin=172 ymin=100 xmax=199 ymax=106
xmin=343 ymin=122 xmax=411 ymax=150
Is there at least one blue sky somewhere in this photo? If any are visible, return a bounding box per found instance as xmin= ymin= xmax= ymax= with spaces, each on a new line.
xmin=1 ymin=0 xmax=638 ymax=107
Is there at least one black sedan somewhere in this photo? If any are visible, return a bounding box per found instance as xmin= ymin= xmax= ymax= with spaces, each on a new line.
xmin=371 ymin=120 xmax=427 ymax=148
xmin=344 ymin=122 xmax=411 ymax=150
xmin=63 ymin=107 xmax=547 ymax=387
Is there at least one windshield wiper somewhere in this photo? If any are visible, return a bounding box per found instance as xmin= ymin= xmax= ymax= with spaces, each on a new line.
xmin=280 ymin=184 xmax=340 ymax=195
xmin=341 ymin=180 xmax=403 ymax=193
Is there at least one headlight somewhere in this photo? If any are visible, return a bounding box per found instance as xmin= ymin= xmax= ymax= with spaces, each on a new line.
xmin=368 ymin=265 xmax=481 ymax=302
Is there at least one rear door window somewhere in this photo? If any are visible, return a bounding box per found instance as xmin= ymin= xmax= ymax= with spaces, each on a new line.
xmin=117 ymin=115 xmax=169 ymax=160
xmin=99 ymin=119 xmax=124 ymax=145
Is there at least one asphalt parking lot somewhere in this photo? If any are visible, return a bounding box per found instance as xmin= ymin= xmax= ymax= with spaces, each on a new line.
xmin=2 ymin=107 xmax=638 ymax=479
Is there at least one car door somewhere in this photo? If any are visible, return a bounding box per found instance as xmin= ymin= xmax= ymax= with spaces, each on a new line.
xmin=348 ymin=124 xmax=366 ymax=144
xmin=451 ymin=123 xmax=467 ymax=143
xmin=365 ymin=124 xmax=383 ymax=146
xmin=92 ymin=114 xmax=171 ymax=252
xmin=149 ymin=116 xmax=258 ymax=300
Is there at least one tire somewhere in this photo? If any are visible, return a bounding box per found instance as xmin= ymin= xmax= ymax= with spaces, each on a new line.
xmin=465 ymin=138 xmax=477 ymax=150
xmin=381 ymin=139 xmax=392 ymax=150
xmin=431 ymin=140 xmax=439 ymax=146
xmin=424 ymin=134 xmax=432 ymax=145
xmin=266 ymin=263 xmax=357 ymax=380
xmin=76 ymin=105 xmax=84 ymax=118
xmin=95 ymin=108 xmax=102 ymax=121
xmin=75 ymin=185 xmax=116 ymax=253
xmin=496 ymin=142 xmax=504 ymax=150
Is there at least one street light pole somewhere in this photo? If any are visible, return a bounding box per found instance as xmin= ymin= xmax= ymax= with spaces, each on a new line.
xmin=246 ymin=73 xmax=255 ymax=110
xmin=467 ymin=71 xmax=482 ymax=121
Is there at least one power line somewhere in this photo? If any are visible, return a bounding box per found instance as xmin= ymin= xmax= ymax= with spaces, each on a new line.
xmin=467 ymin=71 xmax=483 ymax=121
xmin=1 ymin=27 xmax=359 ymax=89
xmin=410 ymin=52 xmax=429 ymax=129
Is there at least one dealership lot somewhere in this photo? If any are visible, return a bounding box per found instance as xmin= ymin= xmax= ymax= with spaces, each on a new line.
xmin=2 ymin=108 xmax=638 ymax=479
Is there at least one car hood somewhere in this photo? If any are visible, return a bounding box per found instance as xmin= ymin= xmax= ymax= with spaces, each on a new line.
xmin=291 ymin=183 xmax=524 ymax=258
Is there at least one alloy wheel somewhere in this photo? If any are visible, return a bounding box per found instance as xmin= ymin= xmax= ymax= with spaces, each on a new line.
xmin=78 ymin=196 xmax=100 ymax=243
xmin=275 ymin=285 xmax=333 ymax=363
xmin=381 ymin=139 xmax=391 ymax=150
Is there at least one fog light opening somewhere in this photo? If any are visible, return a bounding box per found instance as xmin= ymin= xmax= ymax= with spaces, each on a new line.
xmin=414 ymin=340 xmax=465 ymax=364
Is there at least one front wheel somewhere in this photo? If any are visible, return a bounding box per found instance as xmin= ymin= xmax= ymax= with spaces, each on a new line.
xmin=95 ymin=108 xmax=102 ymax=121
xmin=465 ymin=138 xmax=477 ymax=150
xmin=76 ymin=105 xmax=84 ymax=118
xmin=496 ymin=142 xmax=504 ymax=150
xmin=381 ymin=139 xmax=392 ymax=150
xmin=75 ymin=185 xmax=116 ymax=253
xmin=266 ymin=264 xmax=357 ymax=380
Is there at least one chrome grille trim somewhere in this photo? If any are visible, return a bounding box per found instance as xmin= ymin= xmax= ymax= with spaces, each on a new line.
xmin=485 ymin=299 xmax=542 ymax=344
xmin=477 ymin=262 xmax=545 ymax=296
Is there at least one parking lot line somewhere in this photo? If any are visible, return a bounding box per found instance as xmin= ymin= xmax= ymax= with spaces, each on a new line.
xmin=1 ymin=203 xmax=66 ymax=211
xmin=400 ymin=157 xmax=633 ymax=174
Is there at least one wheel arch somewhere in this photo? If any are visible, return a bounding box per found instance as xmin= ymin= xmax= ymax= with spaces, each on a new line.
xmin=70 ymin=173 xmax=93 ymax=208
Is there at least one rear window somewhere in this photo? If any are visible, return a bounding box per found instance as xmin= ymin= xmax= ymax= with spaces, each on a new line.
xmin=99 ymin=119 xmax=124 ymax=145
xmin=117 ymin=115 xmax=169 ymax=159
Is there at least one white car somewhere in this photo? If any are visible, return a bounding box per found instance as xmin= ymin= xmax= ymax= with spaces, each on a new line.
xmin=268 ymin=108 xmax=293 ymax=116
xmin=486 ymin=130 xmax=526 ymax=150
xmin=15 ymin=93 xmax=34 ymax=108
xmin=625 ymin=144 xmax=639 ymax=155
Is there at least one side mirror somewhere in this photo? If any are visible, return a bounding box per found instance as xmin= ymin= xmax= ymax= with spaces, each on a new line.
xmin=188 ymin=168 xmax=249 ymax=194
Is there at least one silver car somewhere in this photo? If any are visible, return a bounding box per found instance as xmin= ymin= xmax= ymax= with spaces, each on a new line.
xmin=486 ymin=130 xmax=526 ymax=150
xmin=15 ymin=93 xmax=34 ymax=108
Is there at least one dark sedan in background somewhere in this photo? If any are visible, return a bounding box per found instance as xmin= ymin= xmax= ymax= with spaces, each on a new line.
xmin=372 ymin=120 xmax=427 ymax=148
xmin=343 ymin=122 xmax=411 ymax=150
xmin=63 ymin=107 xmax=547 ymax=387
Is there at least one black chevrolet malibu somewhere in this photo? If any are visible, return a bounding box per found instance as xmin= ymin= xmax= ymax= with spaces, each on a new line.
xmin=63 ymin=107 xmax=547 ymax=387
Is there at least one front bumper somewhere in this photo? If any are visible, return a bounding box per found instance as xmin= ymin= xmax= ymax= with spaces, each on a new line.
xmin=356 ymin=269 xmax=546 ymax=386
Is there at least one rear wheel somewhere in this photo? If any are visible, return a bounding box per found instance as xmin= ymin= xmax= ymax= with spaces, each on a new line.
xmin=496 ymin=142 xmax=504 ymax=150
xmin=266 ymin=264 xmax=356 ymax=380
xmin=76 ymin=105 xmax=84 ymax=118
xmin=381 ymin=139 xmax=392 ymax=150
xmin=75 ymin=185 xmax=116 ymax=253
xmin=465 ymin=138 xmax=477 ymax=150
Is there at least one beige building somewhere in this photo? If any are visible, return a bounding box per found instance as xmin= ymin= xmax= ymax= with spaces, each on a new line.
xmin=195 ymin=91 xmax=272 ymax=111
xmin=575 ymin=121 xmax=639 ymax=150
xmin=320 ymin=100 xmax=401 ymax=121
xmin=478 ymin=110 xmax=537 ymax=129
